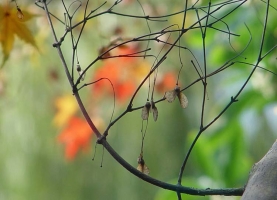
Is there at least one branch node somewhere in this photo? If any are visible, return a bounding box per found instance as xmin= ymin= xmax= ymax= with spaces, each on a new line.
xmin=182 ymin=29 xmax=187 ymax=34
xmin=200 ymin=125 xmax=204 ymax=131
xmin=52 ymin=42 xmax=61 ymax=48
xmin=97 ymin=134 xmax=107 ymax=144
xmin=72 ymin=85 xmax=78 ymax=94
xmin=231 ymin=96 xmax=238 ymax=102
xmin=127 ymin=103 xmax=133 ymax=111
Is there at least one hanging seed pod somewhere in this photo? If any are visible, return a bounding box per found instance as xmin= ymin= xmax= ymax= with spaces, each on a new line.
xmin=151 ymin=101 xmax=158 ymax=121
xmin=76 ymin=63 xmax=85 ymax=81
xmin=177 ymin=91 xmax=188 ymax=108
xmin=175 ymin=86 xmax=188 ymax=108
xmin=165 ymin=88 xmax=177 ymax=103
xmin=165 ymin=86 xmax=188 ymax=108
xmin=16 ymin=7 xmax=24 ymax=20
xmin=137 ymin=154 xmax=149 ymax=175
xmin=141 ymin=101 xmax=151 ymax=120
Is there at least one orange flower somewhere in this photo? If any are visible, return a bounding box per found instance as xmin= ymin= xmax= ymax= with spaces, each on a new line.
xmin=155 ymin=72 xmax=177 ymax=93
xmin=93 ymin=44 xmax=179 ymax=104
xmin=57 ymin=117 xmax=93 ymax=161
xmin=92 ymin=44 xmax=149 ymax=103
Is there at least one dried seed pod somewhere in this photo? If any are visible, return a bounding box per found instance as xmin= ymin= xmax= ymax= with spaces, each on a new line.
xmin=177 ymin=92 xmax=188 ymax=108
xmin=76 ymin=63 xmax=85 ymax=81
xmin=165 ymin=86 xmax=188 ymax=108
xmin=141 ymin=101 xmax=151 ymax=120
xmin=151 ymin=101 xmax=158 ymax=121
xmin=16 ymin=7 xmax=24 ymax=20
xmin=165 ymin=88 xmax=177 ymax=103
xmin=137 ymin=154 xmax=149 ymax=175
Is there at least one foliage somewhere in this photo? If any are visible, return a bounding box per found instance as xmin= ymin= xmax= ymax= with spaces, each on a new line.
xmin=0 ymin=0 xmax=277 ymax=199
xmin=0 ymin=1 xmax=37 ymax=67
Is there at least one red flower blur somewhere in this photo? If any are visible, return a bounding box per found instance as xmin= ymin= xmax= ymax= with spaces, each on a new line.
xmin=92 ymin=44 xmax=148 ymax=103
xmin=155 ymin=72 xmax=177 ymax=93
xmin=57 ymin=117 xmax=93 ymax=161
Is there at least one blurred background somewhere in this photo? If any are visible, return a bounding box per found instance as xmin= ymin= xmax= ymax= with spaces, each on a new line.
xmin=0 ymin=0 xmax=277 ymax=199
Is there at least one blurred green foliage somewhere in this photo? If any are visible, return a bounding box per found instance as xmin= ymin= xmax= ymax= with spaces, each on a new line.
xmin=0 ymin=0 xmax=277 ymax=200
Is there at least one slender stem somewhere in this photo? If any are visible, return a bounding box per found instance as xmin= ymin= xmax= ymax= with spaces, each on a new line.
xmin=43 ymin=0 xmax=73 ymax=88
xmin=181 ymin=0 xmax=189 ymax=30
xmin=42 ymin=0 xmax=101 ymax=138
xmin=40 ymin=0 xmax=270 ymax=197
xmin=233 ymin=0 xmax=270 ymax=99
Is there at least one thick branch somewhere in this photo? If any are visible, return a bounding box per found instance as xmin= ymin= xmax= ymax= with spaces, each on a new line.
xmin=101 ymin=139 xmax=244 ymax=196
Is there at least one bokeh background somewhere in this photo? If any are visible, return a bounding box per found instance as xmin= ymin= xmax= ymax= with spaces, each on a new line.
xmin=0 ymin=0 xmax=277 ymax=199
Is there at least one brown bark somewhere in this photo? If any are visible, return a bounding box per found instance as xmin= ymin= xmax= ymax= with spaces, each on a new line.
xmin=242 ymin=140 xmax=277 ymax=200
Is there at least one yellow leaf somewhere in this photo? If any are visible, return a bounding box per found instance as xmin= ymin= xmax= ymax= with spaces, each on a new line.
xmin=53 ymin=94 xmax=79 ymax=127
xmin=0 ymin=4 xmax=38 ymax=67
